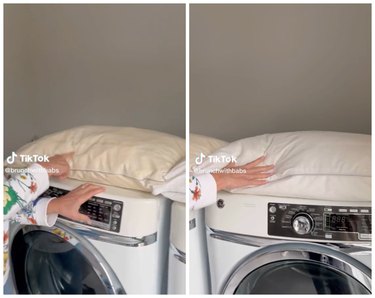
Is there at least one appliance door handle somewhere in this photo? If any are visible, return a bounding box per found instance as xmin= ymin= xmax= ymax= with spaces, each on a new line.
xmin=170 ymin=243 xmax=186 ymax=264
xmin=58 ymin=219 xmax=157 ymax=247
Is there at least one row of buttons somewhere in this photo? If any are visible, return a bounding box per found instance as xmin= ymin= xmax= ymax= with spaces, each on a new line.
xmin=269 ymin=205 xmax=371 ymax=215
xmin=318 ymin=232 xmax=372 ymax=240
xmin=324 ymin=207 xmax=370 ymax=213
xmin=90 ymin=218 xmax=120 ymax=231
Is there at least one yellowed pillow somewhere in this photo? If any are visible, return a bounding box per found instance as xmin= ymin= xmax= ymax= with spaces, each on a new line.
xmin=11 ymin=126 xmax=185 ymax=191
xmin=190 ymin=134 xmax=227 ymax=169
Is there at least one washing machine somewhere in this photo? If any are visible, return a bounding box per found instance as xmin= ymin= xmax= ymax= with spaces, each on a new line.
xmin=167 ymin=202 xmax=186 ymax=294
xmin=206 ymin=192 xmax=371 ymax=294
xmin=190 ymin=208 xmax=211 ymax=294
xmin=8 ymin=178 xmax=171 ymax=294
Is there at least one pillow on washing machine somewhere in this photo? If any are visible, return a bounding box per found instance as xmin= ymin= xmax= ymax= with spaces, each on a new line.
xmin=8 ymin=126 xmax=185 ymax=192
xmin=195 ymin=131 xmax=371 ymax=201
xmin=151 ymin=134 xmax=227 ymax=201
xmin=190 ymin=133 xmax=228 ymax=169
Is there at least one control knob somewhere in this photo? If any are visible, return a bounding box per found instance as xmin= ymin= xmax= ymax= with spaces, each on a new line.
xmin=292 ymin=212 xmax=314 ymax=235
xmin=113 ymin=204 xmax=122 ymax=212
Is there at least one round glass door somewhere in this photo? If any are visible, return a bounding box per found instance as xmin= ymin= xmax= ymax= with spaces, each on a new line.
xmin=221 ymin=242 xmax=371 ymax=295
xmin=234 ymin=260 xmax=370 ymax=294
xmin=11 ymin=228 xmax=123 ymax=294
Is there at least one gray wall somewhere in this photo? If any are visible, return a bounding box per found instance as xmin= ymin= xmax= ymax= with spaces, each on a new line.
xmin=5 ymin=4 xmax=185 ymax=156
xmin=191 ymin=4 xmax=371 ymax=142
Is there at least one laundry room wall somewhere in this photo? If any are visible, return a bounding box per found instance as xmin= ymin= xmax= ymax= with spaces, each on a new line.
xmin=4 ymin=4 xmax=185 ymax=157
xmin=190 ymin=4 xmax=371 ymax=142
xmin=4 ymin=7 xmax=37 ymax=157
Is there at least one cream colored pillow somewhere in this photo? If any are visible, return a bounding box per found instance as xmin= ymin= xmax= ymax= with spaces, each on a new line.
xmin=10 ymin=126 xmax=185 ymax=192
xmin=190 ymin=134 xmax=227 ymax=169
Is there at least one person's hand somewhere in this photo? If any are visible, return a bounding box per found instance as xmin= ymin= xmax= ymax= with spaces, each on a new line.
xmin=211 ymin=156 xmax=274 ymax=191
xmin=38 ymin=152 xmax=74 ymax=178
xmin=47 ymin=183 xmax=106 ymax=224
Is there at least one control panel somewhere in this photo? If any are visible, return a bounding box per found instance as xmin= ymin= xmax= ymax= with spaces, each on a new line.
xmin=268 ymin=203 xmax=371 ymax=241
xmin=42 ymin=186 xmax=123 ymax=233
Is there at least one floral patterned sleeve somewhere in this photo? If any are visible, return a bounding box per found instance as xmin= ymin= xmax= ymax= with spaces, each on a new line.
xmin=13 ymin=197 xmax=58 ymax=227
xmin=189 ymin=174 xmax=217 ymax=210
xmin=4 ymin=163 xmax=50 ymax=220
xmin=3 ymin=163 xmax=57 ymax=283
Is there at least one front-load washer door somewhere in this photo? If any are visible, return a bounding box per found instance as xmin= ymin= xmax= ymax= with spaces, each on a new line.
xmin=222 ymin=242 xmax=371 ymax=295
xmin=234 ymin=260 xmax=369 ymax=294
xmin=11 ymin=223 xmax=125 ymax=294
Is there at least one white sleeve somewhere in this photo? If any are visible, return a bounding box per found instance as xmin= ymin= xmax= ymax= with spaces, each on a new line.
xmin=4 ymin=163 xmax=50 ymax=221
xmin=189 ymin=174 xmax=217 ymax=210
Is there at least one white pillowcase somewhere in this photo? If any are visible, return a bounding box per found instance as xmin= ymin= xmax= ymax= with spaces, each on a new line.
xmin=10 ymin=126 xmax=185 ymax=192
xmin=152 ymin=134 xmax=228 ymax=201
xmin=195 ymin=131 xmax=371 ymax=201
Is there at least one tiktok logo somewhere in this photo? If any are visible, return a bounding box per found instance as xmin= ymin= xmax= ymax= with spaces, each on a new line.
xmin=195 ymin=152 xmax=206 ymax=165
xmin=195 ymin=152 xmax=238 ymax=166
xmin=6 ymin=152 xmax=17 ymax=164
xmin=6 ymin=152 xmax=50 ymax=164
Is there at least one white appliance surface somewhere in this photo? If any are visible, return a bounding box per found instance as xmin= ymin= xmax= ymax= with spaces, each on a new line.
xmin=48 ymin=178 xmax=170 ymax=294
xmin=190 ymin=209 xmax=211 ymax=294
xmin=170 ymin=202 xmax=186 ymax=253
xmin=205 ymin=191 xmax=371 ymax=294
xmin=168 ymin=202 xmax=186 ymax=294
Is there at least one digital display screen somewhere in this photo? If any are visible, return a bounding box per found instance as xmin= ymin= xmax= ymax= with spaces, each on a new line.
xmin=325 ymin=214 xmax=371 ymax=233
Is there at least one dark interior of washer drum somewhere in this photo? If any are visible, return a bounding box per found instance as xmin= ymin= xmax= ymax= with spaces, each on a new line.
xmin=11 ymin=230 xmax=110 ymax=294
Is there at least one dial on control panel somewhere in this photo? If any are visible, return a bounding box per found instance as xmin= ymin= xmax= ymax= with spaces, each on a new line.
xmin=292 ymin=213 xmax=314 ymax=235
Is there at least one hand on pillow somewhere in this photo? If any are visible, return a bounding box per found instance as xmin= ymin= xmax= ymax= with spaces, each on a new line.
xmin=211 ymin=156 xmax=274 ymax=191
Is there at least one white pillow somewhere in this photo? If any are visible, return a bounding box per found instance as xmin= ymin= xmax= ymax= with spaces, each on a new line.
xmin=152 ymin=134 xmax=228 ymax=201
xmin=195 ymin=131 xmax=371 ymax=201
xmin=10 ymin=126 xmax=185 ymax=192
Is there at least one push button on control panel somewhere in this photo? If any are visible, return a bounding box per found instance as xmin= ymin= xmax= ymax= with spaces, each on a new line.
xmin=113 ymin=204 xmax=122 ymax=212
xmin=269 ymin=206 xmax=277 ymax=213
